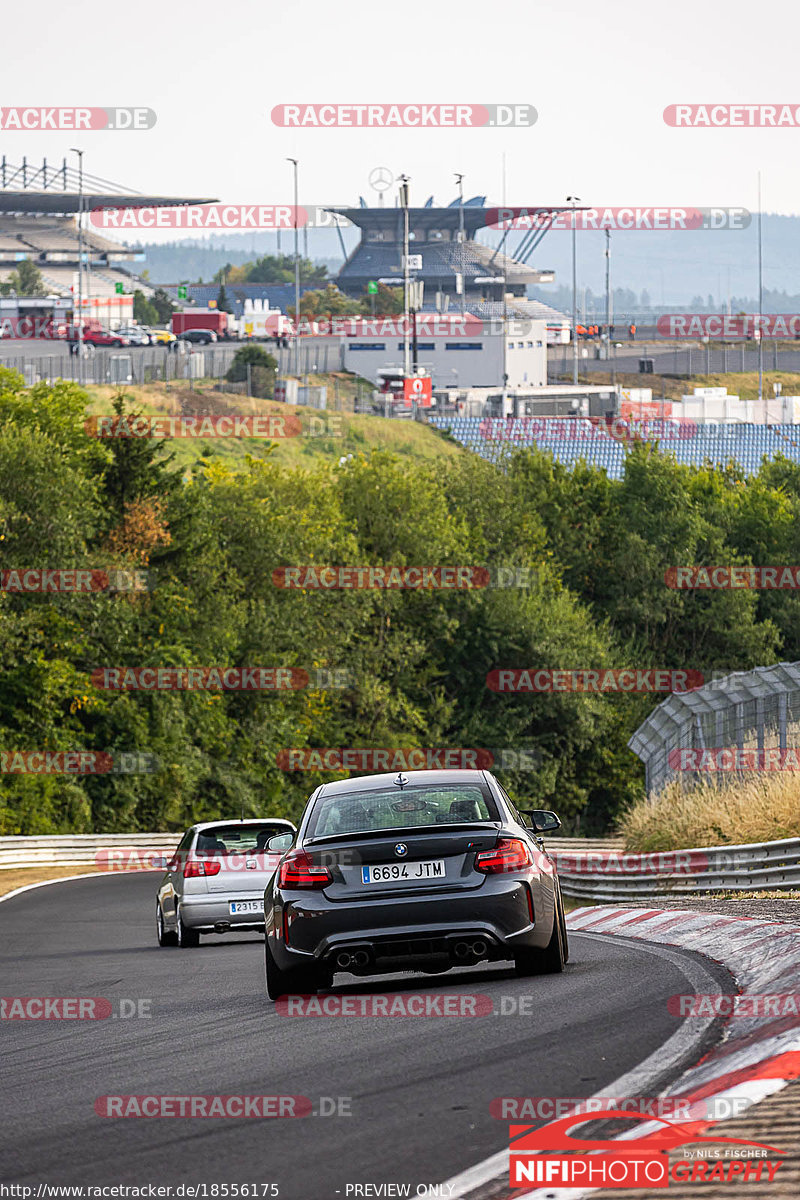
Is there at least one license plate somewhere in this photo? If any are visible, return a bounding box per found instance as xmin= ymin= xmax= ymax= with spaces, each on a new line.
xmin=361 ymin=860 xmax=445 ymax=884
xmin=229 ymin=900 xmax=264 ymax=915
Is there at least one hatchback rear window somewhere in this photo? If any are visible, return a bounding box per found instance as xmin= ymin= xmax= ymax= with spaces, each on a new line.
xmin=307 ymin=785 xmax=499 ymax=838
xmin=194 ymin=825 xmax=288 ymax=854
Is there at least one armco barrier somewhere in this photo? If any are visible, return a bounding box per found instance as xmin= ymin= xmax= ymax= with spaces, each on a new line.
xmin=5 ymin=833 xmax=797 ymax=899
xmin=0 ymin=833 xmax=179 ymax=870
xmin=554 ymin=836 xmax=800 ymax=900
xmin=0 ymin=833 xmax=621 ymax=871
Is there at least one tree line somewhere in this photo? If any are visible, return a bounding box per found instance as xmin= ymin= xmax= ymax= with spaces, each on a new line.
xmin=1 ymin=374 xmax=798 ymax=834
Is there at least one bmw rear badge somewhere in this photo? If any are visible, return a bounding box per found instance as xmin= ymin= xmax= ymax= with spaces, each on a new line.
xmin=395 ymin=843 xmax=408 ymax=857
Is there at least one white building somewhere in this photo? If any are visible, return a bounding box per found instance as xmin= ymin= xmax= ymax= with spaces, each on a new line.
xmin=336 ymin=316 xmax=548 ymax=390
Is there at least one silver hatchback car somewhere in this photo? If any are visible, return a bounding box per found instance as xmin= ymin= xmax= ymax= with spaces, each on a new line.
xmin=156 ymin=818 xmax=296 ymax=948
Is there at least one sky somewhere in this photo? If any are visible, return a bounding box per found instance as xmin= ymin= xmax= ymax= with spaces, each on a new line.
xmin=3 ymin=0 xmax=799 ymax=274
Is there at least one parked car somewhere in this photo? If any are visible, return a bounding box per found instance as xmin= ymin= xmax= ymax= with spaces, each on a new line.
xmin=116 ymin=325 xmax=151 ymax=346
xmin=147 ymin=328 xmax=177 ymax=346
xmin=65 ymin=325 xmax=130 ymax=353
xmin=156 ymin=818 xmax=297 ymax=948
xmin=176 ymin=328 xmax=218 ymax=345
xmin=262 ymin=768 xmax=568 ymax=998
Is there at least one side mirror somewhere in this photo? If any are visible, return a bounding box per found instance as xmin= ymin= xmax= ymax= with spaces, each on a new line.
xmin=266 ymin=832 xmax=294 ymax=852
xmin=524 ymin=809 xmax=561 ymax=834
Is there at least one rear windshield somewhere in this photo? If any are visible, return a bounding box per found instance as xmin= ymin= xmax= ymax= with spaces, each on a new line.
xmin=194 ymin=824 xmax=288 ymax=854
xmin=307 ymin=784 xmax=499 ymax=838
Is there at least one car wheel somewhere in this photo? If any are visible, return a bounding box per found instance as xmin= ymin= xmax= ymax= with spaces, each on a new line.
xmin=156 ymin=901 xmax=177 ymax=947
xmin=557 ymin=884 xmax=570 ymax=964
xmin=176 ymin=906 xmax=200 ymax=948
xmin=264 ymin=938 xmax=324 ymax=1000
xmin=112 ymin=340 xmax=122 ymax=348
xmin=514 ymin=903 xmax=565 ymax=976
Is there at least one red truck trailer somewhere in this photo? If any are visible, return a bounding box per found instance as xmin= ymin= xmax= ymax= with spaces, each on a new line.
xmin=171 ymin=310 xmax=233 ymax=339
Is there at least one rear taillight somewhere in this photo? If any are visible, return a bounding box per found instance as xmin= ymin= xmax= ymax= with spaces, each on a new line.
xmin=278 ymin=849 xmax=332 ymax=889
xmin=475 ymin=837 xmax=533 ymax=874
xmin=183 ymin=858 xmax=222 ymax=878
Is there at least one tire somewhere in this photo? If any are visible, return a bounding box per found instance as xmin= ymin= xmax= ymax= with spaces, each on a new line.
xmin=556 ymin=884 xmax=570 ymax=964
xmin=514 ymin=899 xmax=565 ymax=976
xmin=176 ymin=905 xmax=200 ymax=948
xmin=156 ymin=901 xmax=177 ymax=947
xmin=264 ymin=938 xmax=325 ymax=1000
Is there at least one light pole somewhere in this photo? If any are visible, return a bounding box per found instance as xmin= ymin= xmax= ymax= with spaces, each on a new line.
xmin=71 ymin=148 xmax=84 ymax=380
xmin=757 ymin=171 xmax=763 ymax=410
xmin=567 ymin=195 xmax=580 ymax=385
xmin=399 ymin=174 xmax=411 ymax=381
xmin=455 ymin=173 xmax=465 ymax=314
xmin=605 ymin=228 xmax=614 ymax=383
xmin=287 ymin=158 xmax=300 ymax=375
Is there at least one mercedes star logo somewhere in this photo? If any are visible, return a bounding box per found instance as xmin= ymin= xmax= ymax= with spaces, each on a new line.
xmin=369 ymin=166 xmax=393 ymax=193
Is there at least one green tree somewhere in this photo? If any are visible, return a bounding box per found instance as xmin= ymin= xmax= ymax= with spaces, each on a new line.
xmin=216 ymin=283 xmax=232 ymax=313
xmin=0 ymin=260 xmax=48 ymax=297
xmin=151 ymin=288 xmax=176 ymax=325
xmin=132 ymin=290 xmax=158 ymax=326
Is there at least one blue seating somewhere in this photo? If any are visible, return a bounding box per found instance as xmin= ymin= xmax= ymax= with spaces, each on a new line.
xmin=428 ymin=418 xmax=800 ymax=480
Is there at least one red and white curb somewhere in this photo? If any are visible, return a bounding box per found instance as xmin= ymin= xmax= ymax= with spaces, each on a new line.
xmin=444 ymin=905 xmax=800 ymax=1198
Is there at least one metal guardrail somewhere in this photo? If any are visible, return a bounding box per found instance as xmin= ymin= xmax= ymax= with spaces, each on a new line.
xmin=0 ymin=833 xmax=619 ymax=871
xmin=553 ymin=836 xmax=800 ymax=900
xmin=0 ymin=833 xmax=179 ymax=870
xmin=3 ymin=833 xmax=797 ymax=900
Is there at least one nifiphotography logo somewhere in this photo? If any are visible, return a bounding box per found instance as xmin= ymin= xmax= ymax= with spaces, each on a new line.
xmin=509 ymin=1109 xmax=785 ymax=1188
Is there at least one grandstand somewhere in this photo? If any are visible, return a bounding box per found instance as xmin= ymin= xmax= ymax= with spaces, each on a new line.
xmin=429 ymin=416 xmax=800 ymax=478
xmin=0 ymin=158 xmax=213 ymax=326
xmin=328 ymin=196 xmax=561 ymax=305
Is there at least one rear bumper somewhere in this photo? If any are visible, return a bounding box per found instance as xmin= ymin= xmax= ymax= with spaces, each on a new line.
xmin=268 ymin=877 xmax=552 ymax=969
xmin=179 ymin=893 xmax=265 ymax=931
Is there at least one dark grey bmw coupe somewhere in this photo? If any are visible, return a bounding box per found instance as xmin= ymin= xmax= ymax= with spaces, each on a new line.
xmin=263 ymin=769 xmax=568 ymax=999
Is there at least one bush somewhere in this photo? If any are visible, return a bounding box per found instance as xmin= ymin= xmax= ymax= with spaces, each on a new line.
xmin=225 ymin=346 xmax=278 ymax=398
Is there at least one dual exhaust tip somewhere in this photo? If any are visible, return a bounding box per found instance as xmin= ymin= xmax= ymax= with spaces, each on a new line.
xmin=336 ymin=949 xmax=370 ymax=969
xmin=334 ymin=940 xmax=488 ymax=969
xmin=454 ymin=939 xmax=488 ymax=961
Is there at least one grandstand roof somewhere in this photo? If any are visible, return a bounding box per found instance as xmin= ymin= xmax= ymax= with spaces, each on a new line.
xmin=0 ymin=192 xmax=214 ymax=215
xmin=326 ymin=204 xmax=574 ymax=236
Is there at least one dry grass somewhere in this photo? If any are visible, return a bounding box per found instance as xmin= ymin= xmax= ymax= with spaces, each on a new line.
xmin=574 ymin=369 xmax=800 ymax=404
xmin=80 ymin=382 xmax=464 ymax=472
xmin=0 ymin=866 xmax=105 ymax=897
xmin=619 ymin=773 xmax=800 ymax=851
